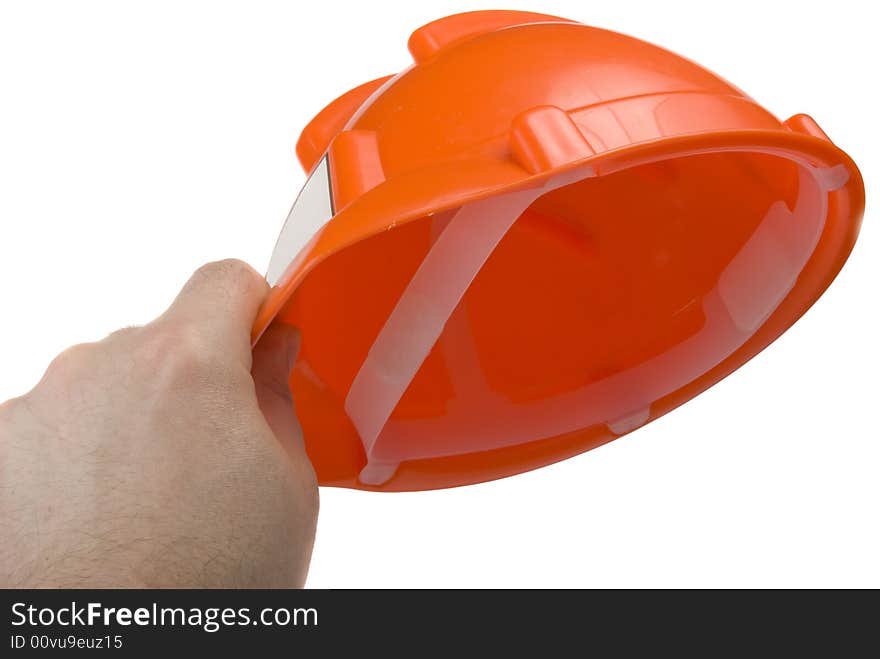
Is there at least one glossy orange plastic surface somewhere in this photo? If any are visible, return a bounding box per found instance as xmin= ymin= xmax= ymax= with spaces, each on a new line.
xmin=253 ymin=11 xmax=865 ymax=491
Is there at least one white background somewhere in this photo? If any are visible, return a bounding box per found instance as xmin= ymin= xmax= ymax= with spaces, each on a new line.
xmin=0 ymin=0 xmax=876 ymax=588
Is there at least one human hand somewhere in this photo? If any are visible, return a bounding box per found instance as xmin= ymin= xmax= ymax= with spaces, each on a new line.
xmin=0 ymin=260 xmax=318 ymax=588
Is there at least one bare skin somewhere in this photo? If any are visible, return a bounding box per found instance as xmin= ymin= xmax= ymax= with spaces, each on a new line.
xmin=0 ymin=259 xmax=318 ymax=588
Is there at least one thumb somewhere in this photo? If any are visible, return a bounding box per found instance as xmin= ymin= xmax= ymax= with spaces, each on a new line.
xmin=252 ymin=322 xmax=306 ymax=453
xmin=158 ymin=259 xmax=269 ymax=368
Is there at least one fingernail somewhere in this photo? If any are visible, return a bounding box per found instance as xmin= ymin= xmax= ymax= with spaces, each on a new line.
xmin=285 ymin=326 xmax=302 ymax=370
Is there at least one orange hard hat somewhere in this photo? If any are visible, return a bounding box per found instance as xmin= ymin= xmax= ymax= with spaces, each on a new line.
xmin=252 ymin=10 xmax=865 ymax=491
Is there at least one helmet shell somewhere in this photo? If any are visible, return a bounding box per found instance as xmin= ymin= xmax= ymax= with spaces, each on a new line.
xmin=254 ymin=11 xmax=865 ymax=491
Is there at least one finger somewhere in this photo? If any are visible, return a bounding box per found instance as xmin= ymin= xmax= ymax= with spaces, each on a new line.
xmin=252 ymin=322 xmax=306 ymax=454
xmin=159 ymin=259 xmax=268 ymax=366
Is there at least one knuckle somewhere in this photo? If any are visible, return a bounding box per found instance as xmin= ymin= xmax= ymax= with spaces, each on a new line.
xmin=0 ymin=395 xmax=20 ymax=423
xmin=166 ymin=326 xmax=217 ymax=376
xmin=41 ymin=342 xmax=94 ymax=382
xmin=152 ymin=322 xmax=239 ymax=387
xmin=299 ymin=464 xmax=320 ymax=516
xmin=0 ymin=393 xmax=39 ymax=439
xmin=279 ymin=451 xmax=320 ymax=519
xmin=289 ymin=461 xmax=320 ymax=538
xmin=104 ymin=326 xmax=141 ymax=343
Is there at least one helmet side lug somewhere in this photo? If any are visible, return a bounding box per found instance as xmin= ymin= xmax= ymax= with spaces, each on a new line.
xmin=328 ymin=130 xmax=386 ymax=210
xmin=510 ymin=105 xmax=596 ymax=174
